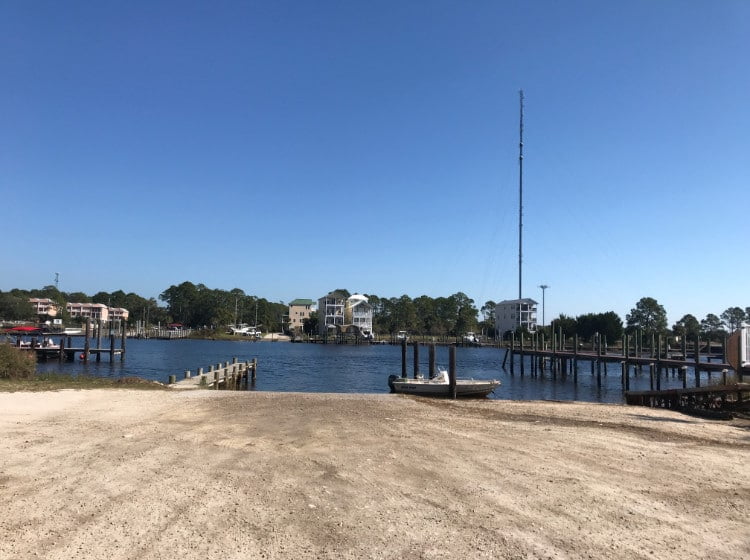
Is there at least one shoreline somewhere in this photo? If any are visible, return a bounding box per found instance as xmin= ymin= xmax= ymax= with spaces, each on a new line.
xmin=1 ymin=390 xmax=748 ymax=559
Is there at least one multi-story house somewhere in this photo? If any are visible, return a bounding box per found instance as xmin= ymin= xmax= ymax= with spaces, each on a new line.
xmin=317 ymin=291 xmax=374 ymax=338
xmin=28 ymin=298 xmax=59 ymax=318
xmin=288 ymin=299 xmax=315 ymax=332
xmin=345 ymin=294 xmax=374 ymax=339
xmin=108 ymin=307 xmax=130 ymax=321
xmin=317 ymin=291 xmax=347 ymax=335
xmin=494 ymin=298 xmax=537 ymax=337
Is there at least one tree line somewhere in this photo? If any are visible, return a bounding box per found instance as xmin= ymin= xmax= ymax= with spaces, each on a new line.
xmin=0 ymin=283 xmax=287 ymax=332
xmin=1 ymin=285 xmax=747 ymax=342
xmin=538 ymin=297 xmax=748 ymax=343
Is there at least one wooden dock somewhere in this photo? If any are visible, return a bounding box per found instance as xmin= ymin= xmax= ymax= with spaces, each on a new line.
xmin=169 ymin=357 xmax=257 ymax=390
xmin=624 ymin=383 xmax=750 ymax=418
xmin=504 ymin=330 xmax=742 ymax=392
xmin=8 ymin=320 xmax=127 ymax=363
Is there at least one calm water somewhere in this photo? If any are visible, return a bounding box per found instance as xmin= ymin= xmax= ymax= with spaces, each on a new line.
xmin=34 ymin=338 xmax=719 ymax=403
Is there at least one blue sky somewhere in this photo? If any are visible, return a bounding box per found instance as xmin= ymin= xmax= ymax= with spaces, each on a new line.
xmin=2 ymin=1 xmax=748 ymax=325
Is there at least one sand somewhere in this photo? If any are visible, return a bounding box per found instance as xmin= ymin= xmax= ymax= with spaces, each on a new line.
xmin=1 ymin=389 xmax=748 ymax=559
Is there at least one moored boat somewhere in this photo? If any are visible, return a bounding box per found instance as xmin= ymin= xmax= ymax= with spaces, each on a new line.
xmin=388 ymin=369 xmax=500 ymax=398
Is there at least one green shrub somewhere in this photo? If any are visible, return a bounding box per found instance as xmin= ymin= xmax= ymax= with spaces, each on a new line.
xmin=0 ymin=343 xmax=36 ymax=379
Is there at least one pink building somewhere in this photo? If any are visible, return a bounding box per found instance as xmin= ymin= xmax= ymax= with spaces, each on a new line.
xmin=28 ymin=298 xmax=59 ymax=317
xmin=66 ymin=303 xmax=130 ymax=322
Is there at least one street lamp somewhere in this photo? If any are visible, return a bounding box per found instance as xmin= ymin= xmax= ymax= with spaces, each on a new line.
xmin=538 ymin=284 xmax=549 ymax=328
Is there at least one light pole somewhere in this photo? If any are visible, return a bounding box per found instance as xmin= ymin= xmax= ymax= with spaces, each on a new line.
xmin=538 ymin=284 xmax=549 ymax=329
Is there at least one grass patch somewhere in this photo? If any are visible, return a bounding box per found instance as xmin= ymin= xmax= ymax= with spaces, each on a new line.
xmin=1 ymin=343 xmax=166 ymax=392
xmin=0 ymin=373 xmax=168 ymax=393
xmin=0 ymin=343 xmax=36 ymax=379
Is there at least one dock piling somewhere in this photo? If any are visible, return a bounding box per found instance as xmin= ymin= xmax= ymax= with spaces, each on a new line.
xmin=448 ymin=345 xmax=457 ymax=399
xmin=413 ymin=341 xmax=419 ymax=379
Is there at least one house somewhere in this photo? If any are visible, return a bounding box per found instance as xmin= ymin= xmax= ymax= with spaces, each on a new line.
xmin=345 ymin=294 xmax=374 ymax=339
xmin=317 ymin=291 xmax=347 ymax=335
xmin=494 ymin=298 xmax=538 ymax=336
xmin=108 ymin=307 xmax=130 ymax=321
xmin=288 ymin=299 xmax=315 ymax=332
xmin=28 ymin=298 xmax=59 ymax=318
xmin=317 ymin=291 xmax=374 ymax=338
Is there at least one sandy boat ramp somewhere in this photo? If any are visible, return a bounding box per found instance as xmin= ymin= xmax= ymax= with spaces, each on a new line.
xmin=1 ymin=389 xmax=748 ymax=559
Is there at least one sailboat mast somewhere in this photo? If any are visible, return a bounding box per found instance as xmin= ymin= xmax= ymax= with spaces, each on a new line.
xmin=518 ymin=90 xmax=524 ymax=301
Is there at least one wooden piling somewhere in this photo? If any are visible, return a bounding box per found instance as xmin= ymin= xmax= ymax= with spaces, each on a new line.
xmin=413 ymin=340 xmax=420 ymax=379
xmin=83 ymin=318 xmax=91 ymax=363
xmin=401 ymin=338 xmax=407 ymax=378
xmin=448 ymin=345 xmax=457 ymax=399
xmin=694 ymin=335 xmax=701 ymax=387
xmin=656 ymin=359 xmax=661 ymax=391
xmin=429 ymin=344 xmax=436 ymax=378
xmin=551 ymin=333 xmax=557 ymax=379
xmin=96 ymin=320 xmax=103 ymax=362
xmin=657 ymin=336 xmax=662 ymax=379
xmin=120 ymin=321 xmax=126 ymax=361
xmin=252 ymin=358 xmax=258 ymax=381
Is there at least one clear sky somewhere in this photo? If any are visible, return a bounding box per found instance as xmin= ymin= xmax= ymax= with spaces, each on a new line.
xmin=2 ymin=1 xmax=748 ymax=325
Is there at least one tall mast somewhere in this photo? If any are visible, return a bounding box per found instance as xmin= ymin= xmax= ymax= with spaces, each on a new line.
xmin=518 ymin=90 xmax=524 ymax=301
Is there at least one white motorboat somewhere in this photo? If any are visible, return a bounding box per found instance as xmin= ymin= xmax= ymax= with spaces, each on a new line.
xmin=388 ymin=369 xmax=500 ymax=398
xmin=228 ymin=325 xmax=261 ymax=338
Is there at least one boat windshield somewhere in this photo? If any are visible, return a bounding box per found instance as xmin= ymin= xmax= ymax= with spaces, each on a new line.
xmin=430 ymin=369 xmax=449 ymax=384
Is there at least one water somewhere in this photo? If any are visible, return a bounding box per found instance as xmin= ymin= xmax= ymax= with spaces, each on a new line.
xmin=34 ymin=338 xmax=720 ymax=403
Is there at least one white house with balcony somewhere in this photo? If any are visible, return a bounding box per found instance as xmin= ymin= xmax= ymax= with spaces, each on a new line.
xmin=345 ymin=294 xmax=374 ymax=339
xmin=495 ymin=298 xmax=537 ymax=336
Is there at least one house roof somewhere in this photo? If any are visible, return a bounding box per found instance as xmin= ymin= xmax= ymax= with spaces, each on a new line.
xmin=320 ymin=290 xmax=348 ymax=300
xmin=289 ymin=299 xmax=314 ymax=306
xmin=496 ymin=298 xmax=538 ymax=305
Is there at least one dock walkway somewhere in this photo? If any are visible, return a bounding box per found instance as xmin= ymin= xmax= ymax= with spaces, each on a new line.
xmin=170 ymin=357 xmax=257 ymax=390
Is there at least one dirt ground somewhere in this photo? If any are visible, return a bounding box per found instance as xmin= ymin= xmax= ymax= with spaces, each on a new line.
xmin=1 ymin=390 xmax=748 ymax=560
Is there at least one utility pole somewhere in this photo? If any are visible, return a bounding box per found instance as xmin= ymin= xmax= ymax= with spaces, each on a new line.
xmin=518 ymin=90 xmax=524 ymax=301
xmin=517 ymin=90 xmax=525 ymax=333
